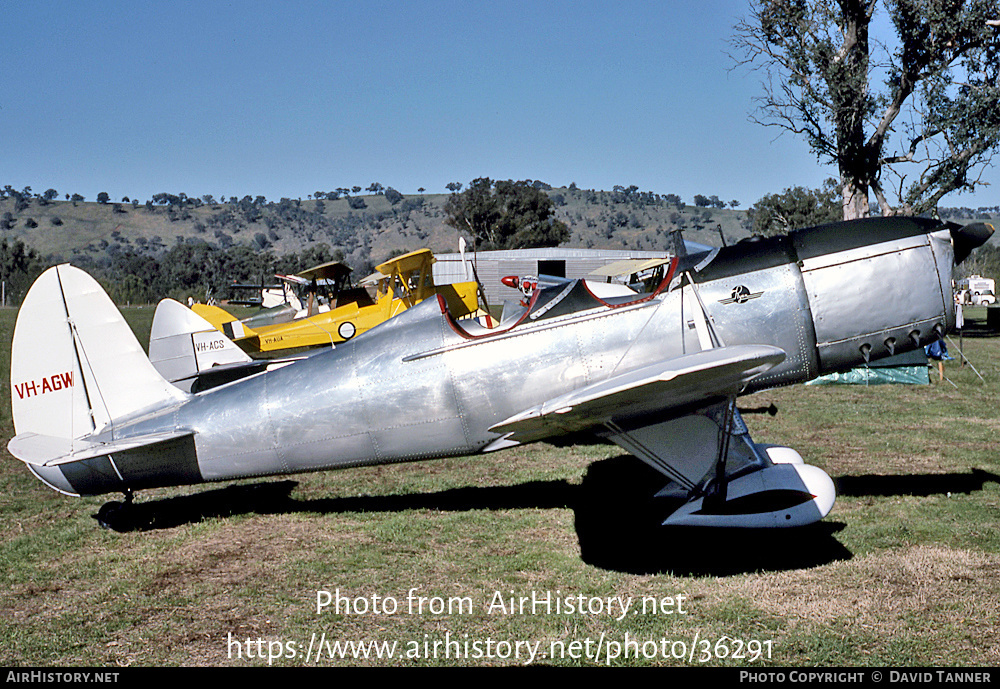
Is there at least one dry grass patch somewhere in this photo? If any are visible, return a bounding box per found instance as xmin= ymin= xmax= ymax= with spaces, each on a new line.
xmin=715 ymin=545 xmax=1000 ymax=663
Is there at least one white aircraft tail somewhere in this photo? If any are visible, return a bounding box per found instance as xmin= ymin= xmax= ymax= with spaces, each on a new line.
xmin=10 ymin=265 xmax=188 ymax=453
xmin=149 ymin=298 xmax=253 ymax=391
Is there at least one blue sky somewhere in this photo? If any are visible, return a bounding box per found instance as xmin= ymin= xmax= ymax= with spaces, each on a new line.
xmin=3 ymin=0 xmax=998 ymax=209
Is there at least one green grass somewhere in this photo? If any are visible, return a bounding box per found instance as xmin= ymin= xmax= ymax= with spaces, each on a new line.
xmin=1 ymin=306 xmax=999 ymax=666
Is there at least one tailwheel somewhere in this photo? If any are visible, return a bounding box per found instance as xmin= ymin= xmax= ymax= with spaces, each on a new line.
xmin=96 ymin=489 xmax=134 ymax=530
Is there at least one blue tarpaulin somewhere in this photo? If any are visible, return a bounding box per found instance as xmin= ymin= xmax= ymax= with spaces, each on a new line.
xmin=806 ymin=350 xmax=930 ymax=385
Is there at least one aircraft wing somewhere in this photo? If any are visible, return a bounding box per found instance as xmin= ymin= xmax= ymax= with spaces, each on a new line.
xmin=489 ymin=345 xmax=785 ymax=445
xmin=588 ymin=257 xmax=672 ymax=278
xmin=276 ymin=273 xmax=311 ymax=286
xmin=375 ymin=248 xmax=433 ymax=275
xmin=295 ymin=260 xmax=352 ymax=282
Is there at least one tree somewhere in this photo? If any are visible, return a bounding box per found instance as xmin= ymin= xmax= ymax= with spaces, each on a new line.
xmin=384 ymin=187 xmax=404 ymax=205
xmin=97 ymin=192 xmax=110 ymax=204
xmin=958 ymin=242 xmax=1000 ymax=280
xmin=443 ymin=178 xmax=570 ymax=250
xmin=0 ymin=237 xmax=43 ymax=305
xmin=733 ymin=0 xmax=1000 ymax=218
xmin=746 ymin=178 xmax=843 ymax=235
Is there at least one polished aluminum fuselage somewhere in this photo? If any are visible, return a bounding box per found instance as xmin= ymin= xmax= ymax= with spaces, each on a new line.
xmin=44 ymin=219 xmax=957 ymax=495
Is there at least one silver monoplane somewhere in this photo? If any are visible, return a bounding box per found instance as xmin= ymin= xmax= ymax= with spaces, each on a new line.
xmin=8 ymin=217 xmax=993 ymax=528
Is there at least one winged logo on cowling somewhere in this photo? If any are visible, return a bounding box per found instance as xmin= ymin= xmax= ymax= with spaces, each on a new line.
xmin=719 ymin=285 xmax=763 ymax=304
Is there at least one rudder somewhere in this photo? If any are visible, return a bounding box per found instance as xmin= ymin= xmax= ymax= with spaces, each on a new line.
xmin=11 ymin=265 xmax=187 ymax=448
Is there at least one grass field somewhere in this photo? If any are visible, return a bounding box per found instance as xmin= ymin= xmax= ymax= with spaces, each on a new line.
xmin=1 ymin=305 xmax=998 ymax=667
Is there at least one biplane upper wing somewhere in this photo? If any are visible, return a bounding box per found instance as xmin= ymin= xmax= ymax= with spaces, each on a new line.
xmin=295 ymin=260 xmax=352 ymax=283
xmin=374 ymin=248 xmax=434 ymax=276
xmin=489 ymin=344 xmax=785 ymax=445
xmin=359 ymin=249 xmax=436 ymax=287
xmin=275 ymin=273 xmax=310 ymax=286
xmin=587 ymin=257 xmax=673 ymax=278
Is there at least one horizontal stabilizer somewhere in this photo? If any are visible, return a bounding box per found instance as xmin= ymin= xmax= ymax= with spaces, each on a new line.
xmin=190 ymin=302 xmax=238 ymax=325
xmin=490 ymin=344 xmax=785 ymax=444
xmin=8 ymin=429 xmax=195 ymax=467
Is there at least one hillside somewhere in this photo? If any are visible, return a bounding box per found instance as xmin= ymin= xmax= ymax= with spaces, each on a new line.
xmin=2 ymin=186 xmax=997 ymax=291
xmin=0 ymin=187 xmax=751 ymax=274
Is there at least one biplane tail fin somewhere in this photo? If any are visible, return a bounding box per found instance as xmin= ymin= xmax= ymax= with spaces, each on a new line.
xmin=149 ymin=299 xmax=255 ymax=390
xmin=9 ymin=265 xmax=188 ymax=450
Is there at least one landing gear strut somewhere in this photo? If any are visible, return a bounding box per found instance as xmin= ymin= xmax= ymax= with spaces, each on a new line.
xmin=703 ymin=398 xmax=736 ymax=513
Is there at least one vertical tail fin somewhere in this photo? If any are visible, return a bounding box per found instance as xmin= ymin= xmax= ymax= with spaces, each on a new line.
xmin=149 ymin=298 xmax=253 ymax=391
xmin=11 ymin=265 xmax=187 ymax=447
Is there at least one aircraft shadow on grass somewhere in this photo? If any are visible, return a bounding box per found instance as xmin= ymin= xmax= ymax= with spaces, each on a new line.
xmin=92 ymin=455 xmax=1000 ymax=576
xmin=93 ymin=456 xmax=999 ymax=576
xmin=834 ymin=468 xmax=1000 ymax=498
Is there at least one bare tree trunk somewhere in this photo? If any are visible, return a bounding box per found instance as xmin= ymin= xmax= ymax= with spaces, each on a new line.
xmin=841 ymin=176 xmax=870 ymax=220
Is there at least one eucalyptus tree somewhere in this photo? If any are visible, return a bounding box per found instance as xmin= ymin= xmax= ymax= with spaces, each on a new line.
xmin=444 ymin=177 xmax=569 ymax=250
xmin=733 ymin=0 xmax=1000 ymax=218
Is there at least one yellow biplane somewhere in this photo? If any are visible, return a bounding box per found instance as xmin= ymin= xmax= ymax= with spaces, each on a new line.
xmin=194 ymin=249 xmax=481 ymax=354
